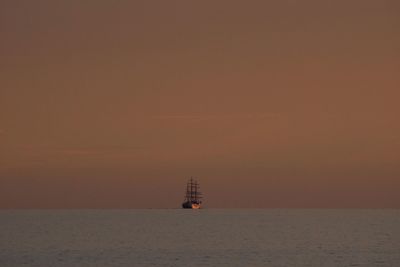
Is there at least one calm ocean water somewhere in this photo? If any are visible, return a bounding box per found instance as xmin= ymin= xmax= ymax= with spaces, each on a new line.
xmin=0 ymin=209 xmax=399 ymax=266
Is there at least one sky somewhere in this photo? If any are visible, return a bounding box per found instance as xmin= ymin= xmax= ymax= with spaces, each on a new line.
xmin=1 ymin=0 xmax=399 ymax=208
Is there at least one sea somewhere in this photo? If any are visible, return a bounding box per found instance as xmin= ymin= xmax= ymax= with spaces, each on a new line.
xmin=1 ymin=209 xmax=399 ymax=267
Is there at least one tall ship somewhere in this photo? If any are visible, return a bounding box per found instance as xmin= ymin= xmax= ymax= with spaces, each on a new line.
xmin=182 ymin=177 xmax=202 ymax=209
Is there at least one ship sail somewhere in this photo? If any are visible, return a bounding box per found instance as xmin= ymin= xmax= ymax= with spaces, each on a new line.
xmin=182 ymin=177 xmax=202 ymax=209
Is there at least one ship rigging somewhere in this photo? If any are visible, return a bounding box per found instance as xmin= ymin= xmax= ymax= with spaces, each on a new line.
xmin=182 ymin=177 xmax=202 ymax=209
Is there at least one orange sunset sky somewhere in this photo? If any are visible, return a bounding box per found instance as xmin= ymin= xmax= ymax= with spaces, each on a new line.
xmin=1 ymin=0 xmax=399 ymax=208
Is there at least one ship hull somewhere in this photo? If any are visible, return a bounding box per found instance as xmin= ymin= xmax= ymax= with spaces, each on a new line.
xmin=182 ymin=201 xmax=201 ymax=209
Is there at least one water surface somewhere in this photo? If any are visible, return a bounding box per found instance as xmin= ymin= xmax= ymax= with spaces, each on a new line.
xmin=1 ymin=209 xmax=399 ymax=266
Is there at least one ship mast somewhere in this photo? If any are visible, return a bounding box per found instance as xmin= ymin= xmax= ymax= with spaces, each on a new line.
xmin=190 ymin=177 xmax=194 ymax=201
xmin=183 ymin=177 xmax=202 ymax=203
xmin=194 ymin=180 xmax=197 ymax=201
xmin=185 ymin=181 xmax=190 ymax=201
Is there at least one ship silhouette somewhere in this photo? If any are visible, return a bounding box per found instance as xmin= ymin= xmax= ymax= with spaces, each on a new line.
xmin=182 ymin=177 xmax=202 ymax=209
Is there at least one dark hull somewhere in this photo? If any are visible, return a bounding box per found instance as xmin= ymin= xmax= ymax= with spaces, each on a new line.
xmin=182 ymin=201 xmax=201 ymax=209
